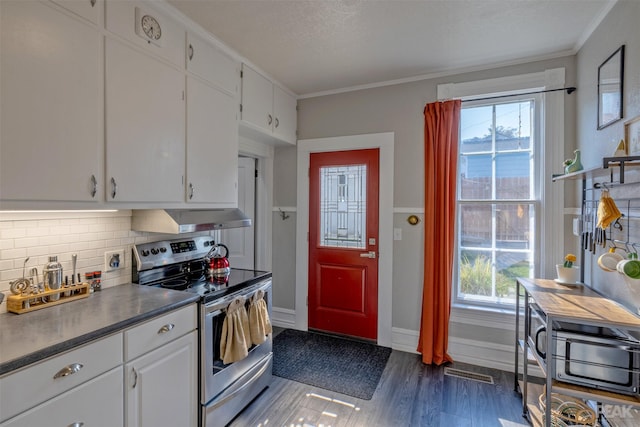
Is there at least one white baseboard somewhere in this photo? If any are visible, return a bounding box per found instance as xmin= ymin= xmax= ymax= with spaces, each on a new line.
xmin=391 ymin=327 xmax=420 ymax=353
xmin=271 ymin=307 xmax=296 ymax=329
xmin=391 ymin=327 xmax=543 ymax=376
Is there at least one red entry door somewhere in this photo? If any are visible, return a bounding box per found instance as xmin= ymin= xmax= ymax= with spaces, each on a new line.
xmin=308 ymin=148 xmax=379 ymax=340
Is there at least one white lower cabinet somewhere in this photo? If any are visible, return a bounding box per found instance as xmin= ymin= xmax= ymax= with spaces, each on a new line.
xmin=0 ymin=304 xmax=198 ymax=427
xmin=125 ymin=331 xmax=198 ymax=427
xmin=0 ymin=367 xmax=123 ymax=427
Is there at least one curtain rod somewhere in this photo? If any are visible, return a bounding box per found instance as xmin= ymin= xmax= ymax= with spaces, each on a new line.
xmin=461 ymin=86 xmax=576 ymax=103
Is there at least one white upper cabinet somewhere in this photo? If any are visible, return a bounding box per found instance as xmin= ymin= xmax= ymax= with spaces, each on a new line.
xmin=105 ymin=39 xmax=185 ymax=203
xmin=105 ymin=0 xmax=184 ymax=67
xmin=241 ymin=63 xmax=297 ymax=145
xmin=186 ymin=32 xmax=240 ymax=96
xmin=0 ymin=0 xmax=102 ymax=204
xmin=273 ymin=84 xmax=298 ymax=144
xmin=186 ymin=77 xmax=239 ymax=206
xmin=50 ymin=0 xmax=101 ymax=24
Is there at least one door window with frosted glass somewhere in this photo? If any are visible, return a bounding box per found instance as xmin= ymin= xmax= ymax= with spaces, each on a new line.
xmin=318 ymin=165 xmax=366 ymax=248
xmin=456 ymin=99 xmax=537 ymax=307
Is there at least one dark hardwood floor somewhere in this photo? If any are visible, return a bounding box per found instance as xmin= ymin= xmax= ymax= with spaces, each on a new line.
xmin=229 ymin=329 xmax=528 ymax=427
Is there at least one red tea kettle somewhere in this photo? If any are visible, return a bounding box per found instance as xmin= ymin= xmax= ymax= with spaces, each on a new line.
xmin=207 ymin=243 xmax=230 ymax=278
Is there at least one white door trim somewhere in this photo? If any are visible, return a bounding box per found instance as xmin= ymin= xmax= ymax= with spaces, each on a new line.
xmin=296 ymin=132 xmax=394 ymax=347
xmin=239 ymin=136 xmax=274 ymax=272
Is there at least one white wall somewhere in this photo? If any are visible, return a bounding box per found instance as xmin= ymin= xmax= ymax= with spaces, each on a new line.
xmin=575 ymin=0 xmax=640 ymax=314
xmin=269 ymin=55 xmax=576 ymax=367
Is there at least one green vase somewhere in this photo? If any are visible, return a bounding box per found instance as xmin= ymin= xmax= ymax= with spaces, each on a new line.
xmin=565 ymin=149 xmax=583 ymax=174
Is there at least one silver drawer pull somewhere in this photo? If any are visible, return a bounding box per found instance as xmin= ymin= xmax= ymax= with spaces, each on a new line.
xmin=53 ymin=363 xmax=83 ymax=379
xmin=158 ymin=323 xmax=175 ymax=334
xmin=68 ymin=423 xmax=84 ymax=427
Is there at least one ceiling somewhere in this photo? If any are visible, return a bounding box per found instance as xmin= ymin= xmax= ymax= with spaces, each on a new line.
xmin=168 ymin=0 xmax=614 ymax=97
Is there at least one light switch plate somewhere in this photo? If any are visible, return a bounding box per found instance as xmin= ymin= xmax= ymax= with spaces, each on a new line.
xmin=393 ymin=228 xmax=402 ymax=241
xmin=105 ymin=249 xmax=125 ymax=271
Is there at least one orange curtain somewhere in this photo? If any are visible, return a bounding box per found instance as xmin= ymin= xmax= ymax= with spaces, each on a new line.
xmin=417 ymin=99 xmax=461 ymax=365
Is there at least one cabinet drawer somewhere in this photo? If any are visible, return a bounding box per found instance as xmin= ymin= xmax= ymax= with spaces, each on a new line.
xmin=0 ymin=333 xmax=122 ymax=422
xmin=0 ymin=367 xmax=123 ymax=427
xmin=50 ymin=0 xmax=101 ymax=24
xmin=125 ymin=304 xmax=197 ymax=360
xmin=105 ymin=0 xmax=184 ymax=67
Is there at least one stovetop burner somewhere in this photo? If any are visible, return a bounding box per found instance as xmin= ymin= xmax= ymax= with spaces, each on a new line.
xmin=133 ymin=237 xmax=271 ymax=303
xmin=160 ymin=279 xmax=190 ymax=290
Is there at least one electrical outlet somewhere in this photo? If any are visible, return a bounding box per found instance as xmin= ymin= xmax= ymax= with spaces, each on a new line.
xmin=105 ymin=250 xmax=125 ymax=271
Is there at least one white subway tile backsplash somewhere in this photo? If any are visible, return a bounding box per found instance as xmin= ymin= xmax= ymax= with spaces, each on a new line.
xmin=1 ymin=212 xmax=137 ymax=313
xmin=13 ymin=237 xmax=40 ymax=249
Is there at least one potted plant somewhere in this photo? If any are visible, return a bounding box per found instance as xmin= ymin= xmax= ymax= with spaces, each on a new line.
xmin=556 ymin=254 xmax=580 ymax=284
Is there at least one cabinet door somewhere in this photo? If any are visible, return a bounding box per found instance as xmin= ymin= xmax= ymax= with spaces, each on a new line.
xmin=273 ymin=85 xmax=297 ymax=144
xmin=105 ymin=39 xmax=185 ymax=202
xmin=50 ymin=0 xmax=101 ymax=24
xmin=241 ymin=64 xmax=273 ymax=134
xmin=0 ymin=0 xmax=101 ymax=202
xmin=105 ymin=0 xmax=184 ymax=67
xmin=186 ymin=77 xmax=238 ymax=205
xmin=186 ymin=32 xmax=240 ymax=95
xmin=0 ymin=368 xmax=123 ymax=427
xmin=125 ymin=331 xmax=197 ymax=427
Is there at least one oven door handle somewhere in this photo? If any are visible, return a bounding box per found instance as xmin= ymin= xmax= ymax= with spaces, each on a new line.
xmin=534 ymin=326 xmax=547 ymax=359
xmin=208 ymin=356 xmax=271 ymax=409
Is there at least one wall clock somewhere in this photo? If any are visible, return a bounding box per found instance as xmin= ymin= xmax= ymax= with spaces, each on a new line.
xmin=135 ymin=7 xmax=163 ymax=47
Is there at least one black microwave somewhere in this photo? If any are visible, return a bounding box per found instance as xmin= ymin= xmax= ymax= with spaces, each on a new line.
xmin=529 ymin=303 xmax=640 ymax=395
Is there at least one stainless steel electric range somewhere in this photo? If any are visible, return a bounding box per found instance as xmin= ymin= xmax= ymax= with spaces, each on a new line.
xmin=132 ymin=236 xmax=273 ymax=427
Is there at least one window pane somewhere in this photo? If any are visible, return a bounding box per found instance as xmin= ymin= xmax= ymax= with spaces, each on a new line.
xmin=459 ymin=154 xmax=492 ymax=199
xmin=319 ymin=164 xmax=366 ymax=248
xmin=460 ymin=106 xmax=492 ymax=154
xmin=459 ymin=204 xmax=492 ymax=248
xmin=495 ymin=251 xmax=532 ymax=299
xmin=496 ymin=203 xmax=533 ymax=249
xmin=495 ymin=152 xmax=531 ymax=199
xmin=458 ymin=250 xmax=493 ymax=298
xmin=495 ymin=101 xmax=531 ymax=151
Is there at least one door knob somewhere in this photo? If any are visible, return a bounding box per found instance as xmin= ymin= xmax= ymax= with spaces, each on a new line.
xmin=360 ymin=251 xmax=376 ymax=259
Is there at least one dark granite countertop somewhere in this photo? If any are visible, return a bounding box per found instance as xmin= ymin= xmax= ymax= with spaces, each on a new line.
xmin=0 ymin=284 xmax=200 ymax=375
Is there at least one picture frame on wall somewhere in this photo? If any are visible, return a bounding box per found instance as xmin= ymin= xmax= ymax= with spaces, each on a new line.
xmin=597 ymin=45 xmax=624 ymax=130
xmin=625 ymin=115 xmax=640 ymax=156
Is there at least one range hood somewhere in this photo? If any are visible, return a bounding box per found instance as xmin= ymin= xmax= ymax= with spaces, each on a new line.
xmin=131 ymin=209 xmax=251 ymax=234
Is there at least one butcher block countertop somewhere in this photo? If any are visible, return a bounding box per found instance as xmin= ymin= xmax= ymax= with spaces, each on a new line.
xmin=0 ymin=284 xmax=199 ymax=375
xmin=517 ymin=277 xmax=640 ymax=330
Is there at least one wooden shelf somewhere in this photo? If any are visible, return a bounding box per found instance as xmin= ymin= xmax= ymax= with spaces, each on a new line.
xmin=552 ymin=156 xmax=640 ymax=183
xmin=517 ymin=278 xmax=640 ymax=330
xmin=552 ymin=380 xmax=640 ymax=408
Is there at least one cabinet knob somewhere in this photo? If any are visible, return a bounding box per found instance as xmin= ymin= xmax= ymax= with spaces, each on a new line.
xmin=132 ymin=367 xmax=138 ymax=389
xmin=188 ymin=44 xmax=194 ymax=61
xmin=110 ymin=177 xmax=117 ymax=199
xmin=68 ymin=423 xmax=85 ymax=427
xmin=89 ymin=0 xmax=96 ymax=7
xmin=158 ymin=323 xmax=175 ymax=334
xmin=90 ymin=175 xmax=97 ymax=198
xmin=275 ymin=117 xmax=279 ymax=128
xmin=53 ymin=363 xmax=83 ymax=379
xmin=267 ymin=114 xmax=273 ymax=126
xmin=189 ymin=182 xmax=195 ymax=200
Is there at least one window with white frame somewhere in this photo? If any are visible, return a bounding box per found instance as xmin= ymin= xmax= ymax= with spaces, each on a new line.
xmin=455 ymin=95 xmax=541 ymax=308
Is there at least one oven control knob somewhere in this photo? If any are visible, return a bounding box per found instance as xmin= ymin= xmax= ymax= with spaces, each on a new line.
xmin=151 ymin=248 xmax=159 ymax=255
xmin=204 ymin=241 xmax=210 ymax=247
xmin=209 ymin=240 xmax=215 ymax=246
xmin=159 ymin=247 xmax=167 ymax=253
xmin=141 ymin=250 xmax=150 ymax=257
